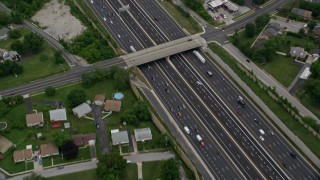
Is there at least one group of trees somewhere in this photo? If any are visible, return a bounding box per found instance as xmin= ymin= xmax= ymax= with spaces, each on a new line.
xmin=0 ymin=95 xmax=23 ymax=117
xmin=181 ymin=0 xmax=213 ymax=24
xmin=231 ymin=0 xmax=245 ymax=6
xmin=67 ymin=89 xmax=87 ymax=108
xmin=161 ymin=159 xmax=180 ymax=180
xmin=120 ymin=101 xmax=151 ymax=126
xmin=11 ymin=32 xmax=44 ymax=54
xmin=53 ymin=132 xmax=78 ymax=160
xmin=0 ymin=60 xmax=23 ymax=77
xmin=82 ymin=66 xmax=130 ymax=90
xmin=304 ymin=61 xmax=320 ymax=105
xmin=0 ymin=11 xmax=22 ymax=25
xmin=96 ymin=149 xmax=127 ymax=180
xmin=1 ymin=0 xmax=49 ymax=19
xmin=62 ymin=30 xmax=115 ymax=64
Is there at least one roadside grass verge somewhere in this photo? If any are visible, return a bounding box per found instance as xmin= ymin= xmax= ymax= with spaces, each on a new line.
xmin=260 ymin=55 xmax=301 ymax=87
xmin=296 ymin=85 xmax=320 ymax=119
xmin=47 ymin=169 xmax=100 ymax=180
xmin=142 ymin=161 xmax=165 ymax=179
xmin=158 ymin=0 xmax=202 ymax=34
xmin=208 ymin=42 xmax=320 ymax=158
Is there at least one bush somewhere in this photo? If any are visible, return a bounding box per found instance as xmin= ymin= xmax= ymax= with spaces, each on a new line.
xmin=8 ymin=29 xmax=22 ymax=39
xmin=54 ymin=51 xmax=65 ymax=64
xmin=45 ymin=86 xmax=56 ymax=97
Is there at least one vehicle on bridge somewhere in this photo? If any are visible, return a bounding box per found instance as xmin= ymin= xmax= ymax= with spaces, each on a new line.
xmin=193 ymin=50 xmax=205 ymax=64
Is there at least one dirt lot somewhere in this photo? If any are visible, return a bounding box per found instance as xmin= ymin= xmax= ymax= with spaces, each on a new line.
xmin=32 ymin=0 xmax=86 ymax=42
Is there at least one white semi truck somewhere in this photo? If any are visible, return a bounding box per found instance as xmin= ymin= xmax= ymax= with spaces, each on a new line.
xmin=193 ymin=50 xmax=205 ymax=64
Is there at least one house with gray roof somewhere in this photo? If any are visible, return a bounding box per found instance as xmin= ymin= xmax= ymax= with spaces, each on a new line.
xmin=134 ymin=128 xmax=152 ymax=142
xmin=111 ymin=129 xmax=130 ymax=145
xmin=49 ymin=108 xmax=67 ymax=122
xmin=0 ymin=28 xmax=9 ymax=41
xmin=291 ymin=8 xmax=312 ymax=20
xmin=290 ymin=47 xmax=308 ymax=60
xmin=72 ymin=103 xmax=92 ymax=118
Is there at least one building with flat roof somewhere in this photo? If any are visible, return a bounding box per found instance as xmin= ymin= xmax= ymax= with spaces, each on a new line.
xmin=72 ymin=103 xmax=92 ymax=118
xmin=13 ymin=149 xmax=33 ymax=163
xmin=207 ymin=0 xmax=238 ymax=12
xmin=26 ymin=112 xmax=44 ymax=127
xmin=111 ymin=129 xmax=129 ymax=145
xmin=104 ymin=100 xmax=121 ymax=112
xmin=134 ymin=128 xmax=152 ymax=142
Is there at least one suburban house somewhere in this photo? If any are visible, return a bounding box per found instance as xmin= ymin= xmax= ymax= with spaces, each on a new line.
xmin=134 ymin=128 xmax=152 ymax=142
xmin=40 ymin=143 xmax=59 ymax=157
xmin=313 ymin=26 xmax=320 ymax=38
xmin=104 ymin=100 xmax=121 ymax=112
xmin=290 ymin=47 xmax=308 ymax=60
xmin=49 ymin=108 xmax=67 ymax=128
xmin=111 ymin=129 xmax=130 ymax=145
xmin=0 ymin=27 xmax=9 ymax=41
xmin=254 ymin=23 xmax=283 ymax=48
xmin=26 ymin=112 xmax=44 ymax=127
xmin=0 ymin=136 xmax=13 ymax=154
xmin=72 ymin=103 xmax=92 ymax=118
xmin=94 ymin=94 xmax=105 ymax=106
xmin=0 ymin=48 xmax=21 ymax=61
xmin=72 ymin=133 xmax=96 ymax=147
xmin=13 ymin=149 xmax=33 ymax=163
xmin=291 ymin=8 xmax=312 ymax=20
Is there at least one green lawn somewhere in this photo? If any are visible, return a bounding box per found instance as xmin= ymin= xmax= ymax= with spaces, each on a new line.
xmin=208 ymin=42 xmax=320 ymax=158
xmin=48 ymin=169 xmax=100 ymax=180
xmin=126 ymin=163 xmax=138 ymax=180
xmin=0 ymin=28 xmax=69 ymax=90
xmin=142 ymin=161 xmax=165 ymax=180
xmin=296 ymin=84 xmax=320 ymax=119
xmin=228 ymin=30 xmax=259 ymax=47
xmin=260 ymin=55 xmax=301 ymax=87
xmin=158 ymin=0 xmax=202 ymax=34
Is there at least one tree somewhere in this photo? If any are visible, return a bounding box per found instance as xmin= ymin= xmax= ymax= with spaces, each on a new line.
xmin=96 ymin=149 xmax=126 ymax=180
xmin=255 ymin=14 xmax=270 ymax=31
xmin=11 ymin=12 xmax=23 ymax=24
xmin=161 ymin=159 xmax=179 ymax=180
xmin=310 ymin=60 xmax=320 ymax=79
xmin=54 ymin=51 xmax=65 ymax=64
xmin=23 ymin=173 xmax=47 ymax=180
xmin=0 ymin=101 xmax=9 ymax=117
xmin=0 ymin=61 xmax=23 ymax=77
xmin=133 ymin=101 xmax=151 ymax=121
xmin=121 ymin=109 xmax=139 ymax=126
xmin=304 ymin=79 xmax=320 ymax=105
xmin=67 ymin=89 xmax=86 ymax=108
xmin=45 ymin=86 xmax=56 ymax=97
xmin=307 ymin=20 xmax=317 ymax=30
xmin=23 ymin=32 xmax=44 ymax=52
xmin=8 ymin=29 xmax=22 ymax=39
xmin=298 ymin=28 xmax=305 ymax=36
xmin=10 ymin=40 xmax=24 ymax=53
xmin=53 ymin=132 xmax=70 ymax=147
xmin=245 ymin=23 xmax=256 ymax=38
xmin=113 ymin=67 xmax=130 ymax=90
xmin=0 ymin=11 xmax=11 ymax=26
xmin=59 ymin=140 xmax=78 ymax=160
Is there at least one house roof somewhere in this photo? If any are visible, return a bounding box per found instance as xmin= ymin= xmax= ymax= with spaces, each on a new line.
xmin=49 ymin=108 xmax=67 ymax=121
xmin=0 ymin=28 xmax=9 ymax=36
xmin=94 ymin=94 xmax=105 ymax=103
xmin=72 ymin=133 xmax=96 ymax=146
xmin=111 ymin=130 xmax=129 ymax=145
xmin=0 ymin=136 xmax=13 ymax=154
xmin=290 ymin=47 xmax=307 ymax=59
xmin=40 ymin=143 xmax=59 ymax=156
xmin=268 ymin=23 xmax=281 ymax=32
xmin=313 ymin=26 xmax=320 ymax=36
xmin=134 ymin=128 xmax=152 ymax=142
xmin=26 ymin=112 xmax=43 ymax=125
xmin=291 ymin=8 xmax=312 ymax=18
xmin=13 ymin=149 xmax=32 ymax=162
xmin=72 ymin=103 xmax=92 ymax=118
xmin=104 ymin=100 xmax=121 ymax=112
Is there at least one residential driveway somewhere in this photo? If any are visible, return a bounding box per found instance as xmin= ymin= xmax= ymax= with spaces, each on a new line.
xmin=0 ymin=172 xmax=5 ymax=180
xmin=123 ymin=152 xmax=175 ymax=163
xmin=92 ymin=104 xmax=109 ymax=154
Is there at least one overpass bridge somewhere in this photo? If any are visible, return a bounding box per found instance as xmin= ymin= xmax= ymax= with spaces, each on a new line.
xmin=122 ymin=34 xmax=207 ymax=67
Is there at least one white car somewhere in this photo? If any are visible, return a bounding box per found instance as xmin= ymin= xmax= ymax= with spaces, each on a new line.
xmin=103 ymin=17 xmax=107 ymax=21
xmin=259 ymin=136 xmax=265 ymax=141
xmin=90 ymin=0 xmax=93 ymax=3
xmin=259 ymin=129 xmax=265 ymax=135
xmin=196 ymin=81 xmax=202 ymax=85
xmin=184 ymin=126 xmax=190 ymax=134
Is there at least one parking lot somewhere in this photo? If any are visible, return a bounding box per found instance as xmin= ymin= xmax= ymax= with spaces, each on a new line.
xmin=270 ymin=17 xmax=307 ymax=33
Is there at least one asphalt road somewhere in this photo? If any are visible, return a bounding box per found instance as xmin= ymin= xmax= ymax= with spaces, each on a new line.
xmin=92 ymin=104 xmax=109 ymax=154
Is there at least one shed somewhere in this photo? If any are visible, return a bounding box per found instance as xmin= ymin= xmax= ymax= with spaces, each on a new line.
xmin=111 ymin=130 xmax=129 ymax=145
xmin=0 ymin=27 xmax=9 ymax=41
xmin=49 ymin=108 xmax=67 ymax=122
xmin=26 ymin=112 xmax=44 ymax=127
xmin=72 ymin=103 xmax=92 ymax=118
xmin=94 ymin=94 xmax=105 ymax=106
xmin=134 ymin=128 xmax=152 ymax=142
xmin=104 ymin=100 xmax=121 ymax=112
xmin=40 ymin=143 xmax=59 ymax=157
xmin=0 ymin=136 xmax=13 ymax=154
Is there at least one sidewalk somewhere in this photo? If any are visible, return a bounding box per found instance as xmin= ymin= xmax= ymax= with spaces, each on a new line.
xmin=123 ymin=151 xmax=175 ymax=163
xmin=222 ymin=43 xmax=320 ymax=123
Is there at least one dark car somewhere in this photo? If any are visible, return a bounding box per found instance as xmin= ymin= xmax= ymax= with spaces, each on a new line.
xmin=289 ymin=152 xmax=297 ymax=159
xmin=282 ymin=163 xmax=288 ymax=168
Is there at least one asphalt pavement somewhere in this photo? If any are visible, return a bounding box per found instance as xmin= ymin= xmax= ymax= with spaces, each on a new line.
xmin=123 ymin=151 xmax=175 ymax=163
xmin=92 ymin=104 xmax=109 ymax=154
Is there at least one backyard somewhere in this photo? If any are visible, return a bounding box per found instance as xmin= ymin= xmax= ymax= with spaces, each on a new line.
xmin=0 ymin=27 xmax=69 ymax=90
xmin=259 ymin=55 xmax=301 ymax=87
xmin=277 ymin=34 xmax=318 ymax=53
xmin=142 ymin=160 xmax=165 ymax=179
